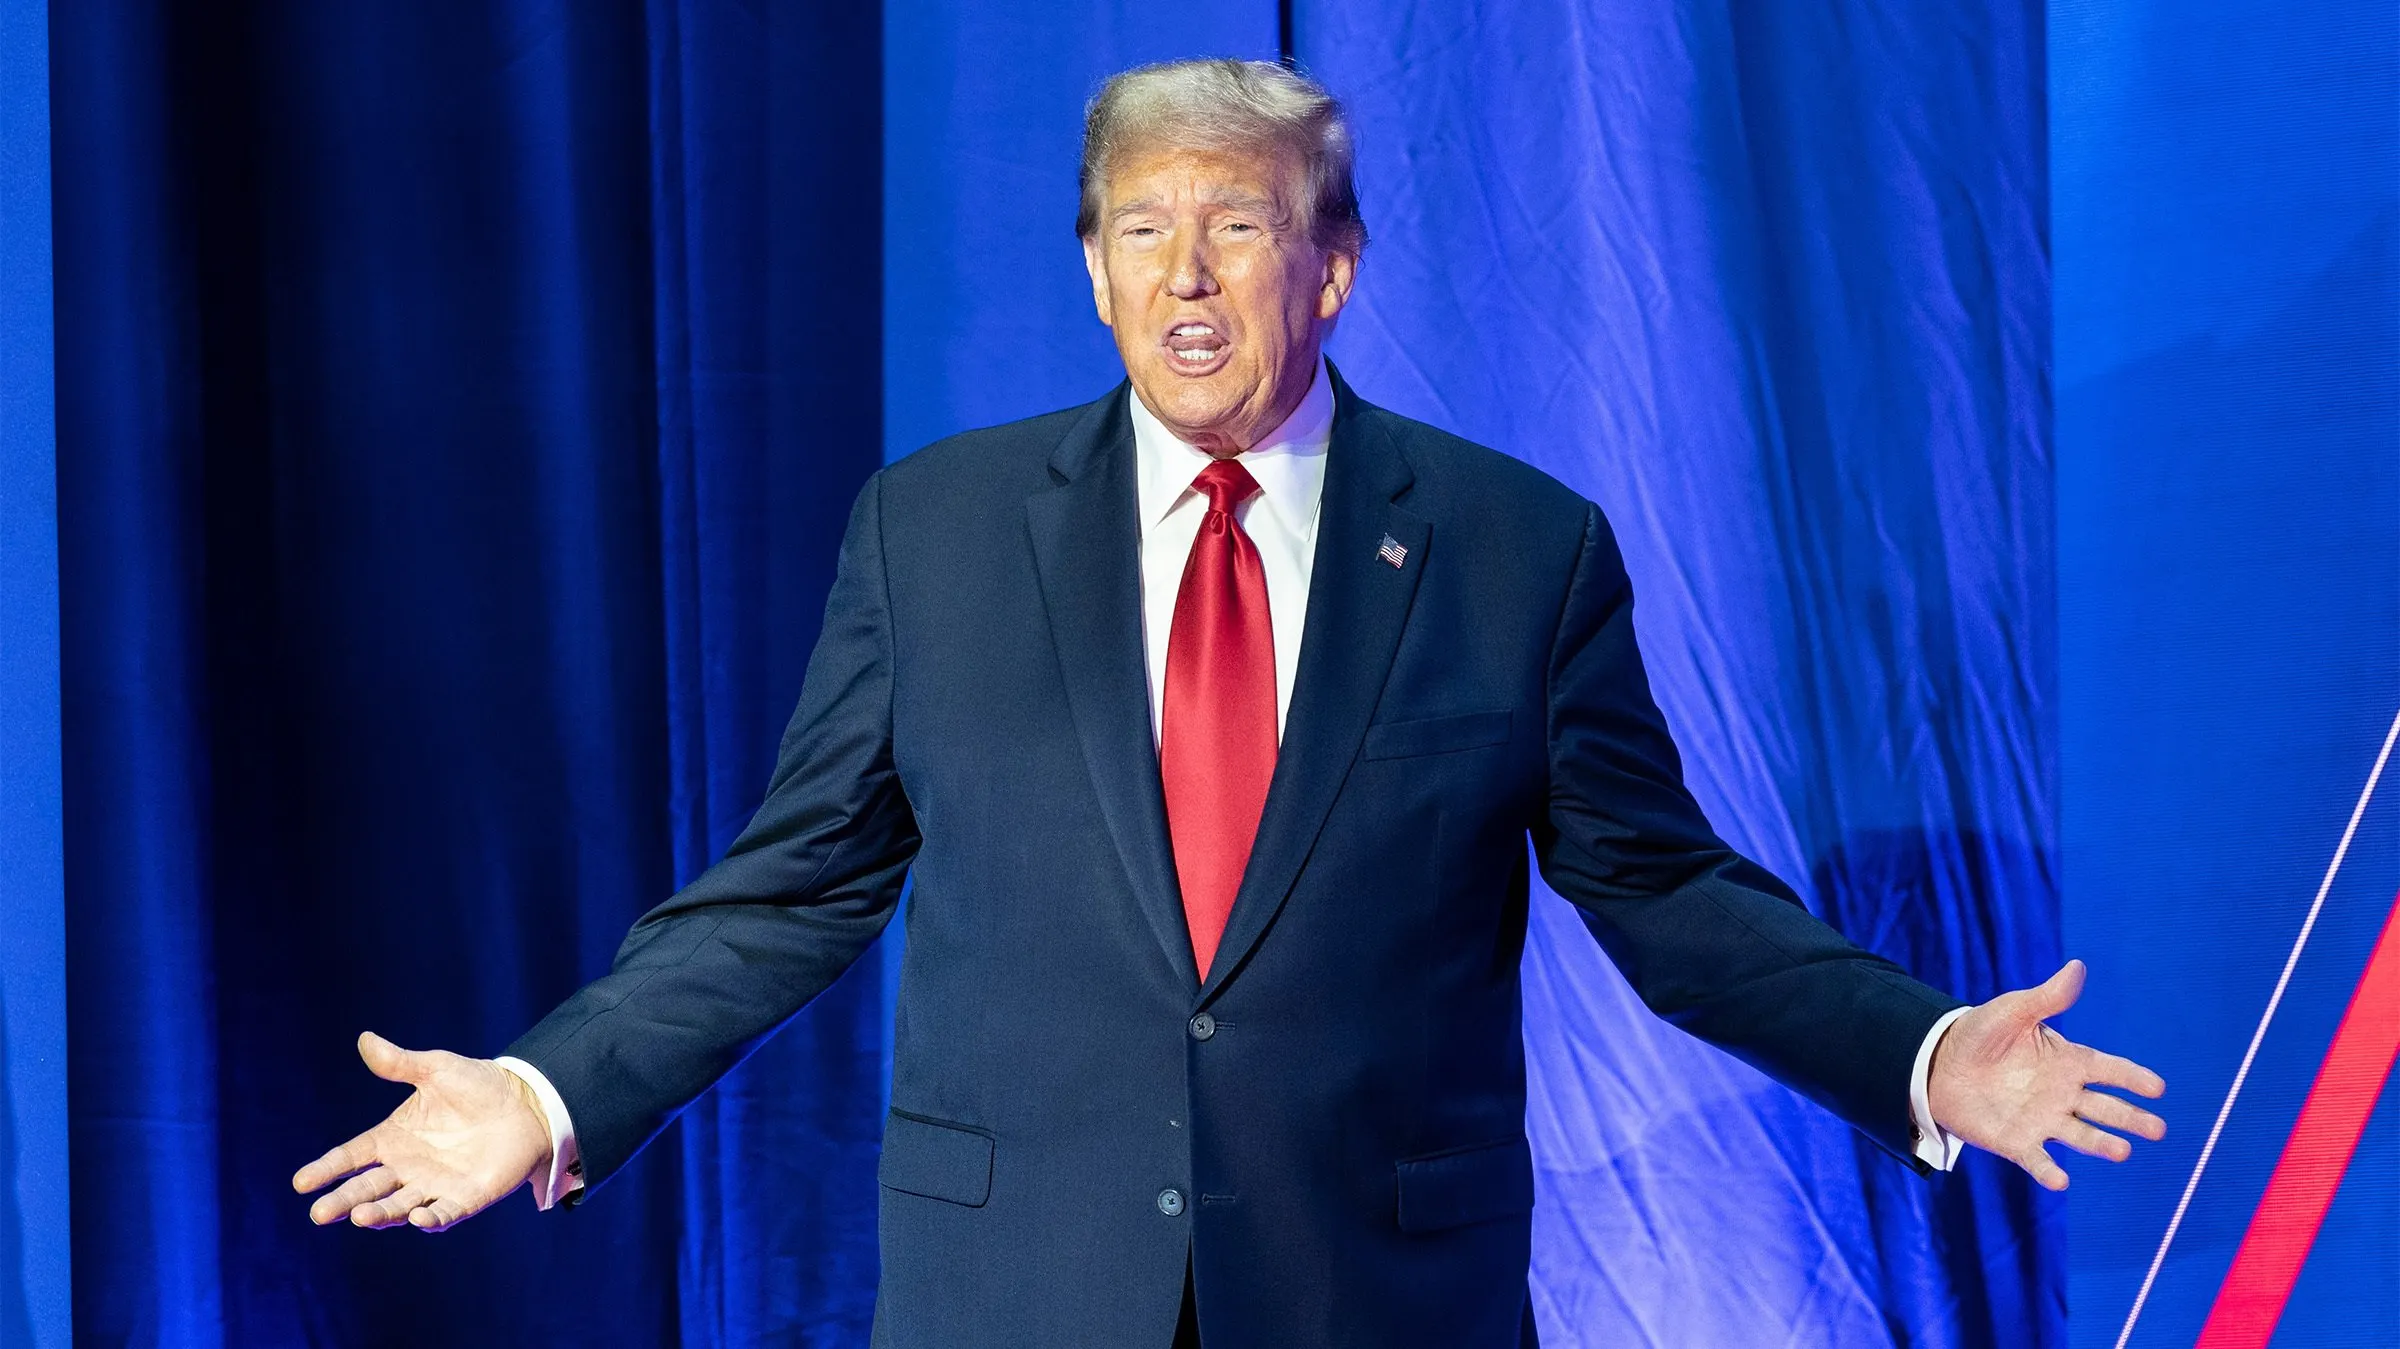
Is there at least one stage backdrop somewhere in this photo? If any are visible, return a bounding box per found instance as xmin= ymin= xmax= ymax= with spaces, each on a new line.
xmin=53 ymin=3 xmax=886 ymax=1344
xmin=0 ymin=1 xmax=65 ymax=1346
xmin=52 ymin=1 xmax=2057 ymax=1346
xmin=2055 ymin=1 xmax=2399 ymax=1345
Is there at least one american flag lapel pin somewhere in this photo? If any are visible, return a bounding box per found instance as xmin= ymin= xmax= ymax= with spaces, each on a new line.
xmin=1376 ymin=533 xmax=1408 ymax=569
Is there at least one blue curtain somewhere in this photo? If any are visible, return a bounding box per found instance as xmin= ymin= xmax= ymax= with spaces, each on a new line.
xmin=0 ymin=1 xmax=66 ymax=1346
xmin=52 ymin=3 xmax=885 ymax=1344
xmin=50 ymin=2 xmax=2060 ymax=1345
xmin=1301 ymin=3 xmax=2059 ymax=1345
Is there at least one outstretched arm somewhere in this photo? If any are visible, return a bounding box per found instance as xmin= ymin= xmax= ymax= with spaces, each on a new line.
xmin=1534 ymin=504 xmax=2163 ymax=1180
xmin=296 ymin=470 xmax=919 ymax=1230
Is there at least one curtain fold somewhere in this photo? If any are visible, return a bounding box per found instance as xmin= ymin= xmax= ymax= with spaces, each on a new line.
xmin=54 ymin=3 xmax=885 ymax=1343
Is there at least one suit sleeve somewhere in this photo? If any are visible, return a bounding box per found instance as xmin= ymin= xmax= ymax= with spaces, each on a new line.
xmin=505 ymin=470 xmax=920 ymax=1195
xmin=1531 ymin=504 xmax=1963 ymax=1168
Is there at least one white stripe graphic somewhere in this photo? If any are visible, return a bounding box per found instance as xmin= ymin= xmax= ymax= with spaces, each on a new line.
xmin=2112 ymin=703 xmax=2400 ymax=1349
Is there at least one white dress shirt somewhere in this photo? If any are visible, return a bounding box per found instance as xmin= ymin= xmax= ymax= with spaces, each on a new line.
xmin=1130 ymin=359 xmax=1333 ymax=745
xmin=496 ymin=359 xmax=1962 ymax=1207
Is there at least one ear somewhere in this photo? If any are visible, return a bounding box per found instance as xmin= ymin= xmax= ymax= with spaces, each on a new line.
xmin=1082 ymin=235 xmax=1115 ymax=328
xmin=1316 ymin=247 xmax=1359 ymax=322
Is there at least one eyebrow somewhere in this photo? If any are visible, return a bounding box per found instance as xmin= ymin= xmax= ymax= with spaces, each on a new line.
xmin=1108 ymin=190 xmax=1286 ymax=222
xmin=1202 ymin=189 xmax=1278 ymax=216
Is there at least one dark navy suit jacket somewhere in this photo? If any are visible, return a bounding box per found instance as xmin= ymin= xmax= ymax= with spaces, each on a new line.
xmin=508 ymin=370 xmax=1964 ymax=1348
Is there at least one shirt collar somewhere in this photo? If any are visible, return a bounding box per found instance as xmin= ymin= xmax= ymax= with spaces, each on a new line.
xmin=1129 ymin=358 xmax=1334 ymax=538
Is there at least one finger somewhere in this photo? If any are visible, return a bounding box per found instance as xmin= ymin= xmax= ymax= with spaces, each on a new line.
xmin=309 ymin=1166 xmax=402 ymax=1226
xmin=294 ymin=1134 xmax=380 ymax=1193
xmin=2015 ymin=1142 xmax=2069 ymax=1191
xmin=2055 ymin=1117 xmax=2134 ymax=1163
xmin=350 ymin=1184 xmax=430 ymax=1230
xmin=2029 ymin=959 xmax=2087 ymax=1019
xmin=409 ymin=1195 xmax=473 ymax=1233
xmin=2077 ymin=1089 xmax=2167 ymax=1141
xmin=2086 ymin=1049 xmax=2166 ymax=1099
xmin=357 ymin=1031 xmax=433 ymax=1086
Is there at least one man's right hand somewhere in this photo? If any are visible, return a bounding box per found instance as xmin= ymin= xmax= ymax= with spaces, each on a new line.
xmin=293 ymin=1031 xmax=551 ymax=1231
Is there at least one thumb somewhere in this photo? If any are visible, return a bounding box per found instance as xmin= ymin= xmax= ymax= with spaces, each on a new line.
xmin=2027 ymin=959 xmax=2087 ymax=1020
xmin=357 ymin=1031 xmax=430 ymax=1085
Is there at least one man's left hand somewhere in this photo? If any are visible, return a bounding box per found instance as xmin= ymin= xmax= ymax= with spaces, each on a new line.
xmin=1928 ymin=959 xmax=2166 ymax=1189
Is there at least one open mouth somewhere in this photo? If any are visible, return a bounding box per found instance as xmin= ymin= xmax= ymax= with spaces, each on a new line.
xmin=1163 ymin=323 xmax=1229 ymax=375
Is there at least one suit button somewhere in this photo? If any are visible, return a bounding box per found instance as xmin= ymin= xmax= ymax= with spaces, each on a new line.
xmin=1156 ymin=1188 xmax=1185 ymax=1216
xmin=1187 ymin=1013 xmax=1216 ymax=1041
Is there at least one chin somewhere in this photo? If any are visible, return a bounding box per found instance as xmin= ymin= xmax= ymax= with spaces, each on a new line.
xmin=1147 ymin=383 xmax=1242 ymax=431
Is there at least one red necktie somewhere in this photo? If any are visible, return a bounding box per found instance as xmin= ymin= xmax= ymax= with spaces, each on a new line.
xmin=1161 ymin=458 xmax=1278 ymax=982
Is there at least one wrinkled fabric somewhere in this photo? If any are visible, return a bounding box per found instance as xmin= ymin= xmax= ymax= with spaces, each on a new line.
xmin=1302 ymin=3 xmax=2060 ymax=1345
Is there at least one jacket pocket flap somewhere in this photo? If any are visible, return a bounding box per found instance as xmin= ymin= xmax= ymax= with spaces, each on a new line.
xmin=879 ymin=1110 xmax=994 ymax=1208
xmin=1362 ymin=709 xmax=1513 ymax=761
xmin=1395 ymin=1136 xmax=1534 ymax=1233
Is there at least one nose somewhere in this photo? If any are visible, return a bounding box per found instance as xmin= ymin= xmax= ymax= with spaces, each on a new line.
xmin=1168 ymin=233 xmax=1218 ymax=300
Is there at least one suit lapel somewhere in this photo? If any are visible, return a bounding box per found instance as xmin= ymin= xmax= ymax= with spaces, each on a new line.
xmin=1201 ymin=370 xmax=1428 ymax=1002
xmin=1025 ymin=386 xmax=1201 ymax=988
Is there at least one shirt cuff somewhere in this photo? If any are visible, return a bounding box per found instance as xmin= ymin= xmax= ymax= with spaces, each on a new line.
xmin=1907 ymin=1006 xmax=1972 ymax=1171
xmin=493 ymin=1055 xmax=584 ymax=1209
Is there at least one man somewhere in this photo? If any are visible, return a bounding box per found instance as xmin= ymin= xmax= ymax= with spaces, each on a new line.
xmin=296 ymin=60 xmax=2164 ymax=1346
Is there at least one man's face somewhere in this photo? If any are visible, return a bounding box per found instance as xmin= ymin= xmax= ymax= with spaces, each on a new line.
xmin=1083 ymin=143 xmax=1357 ymax=456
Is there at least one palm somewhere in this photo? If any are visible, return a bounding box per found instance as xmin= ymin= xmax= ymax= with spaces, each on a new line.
xmin=1929 ymin=960 xmax=2167 ymax=1190
xmin=293 ymin=1032 xmax=550 ymax=1231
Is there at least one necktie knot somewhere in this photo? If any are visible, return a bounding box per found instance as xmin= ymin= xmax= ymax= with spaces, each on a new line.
xmin=1192 ymin=458 xmax=1261 ymax=516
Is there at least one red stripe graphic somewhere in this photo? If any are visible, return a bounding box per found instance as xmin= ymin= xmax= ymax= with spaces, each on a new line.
xmin=2195 ymin=887 xmax=2400 ymax=1348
